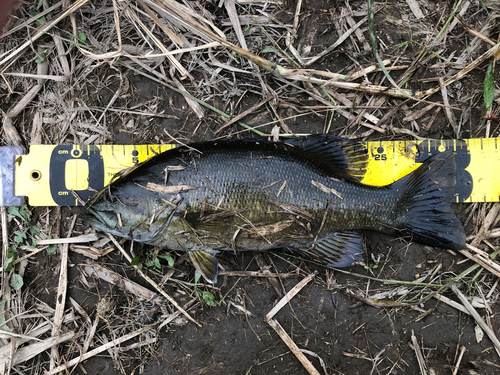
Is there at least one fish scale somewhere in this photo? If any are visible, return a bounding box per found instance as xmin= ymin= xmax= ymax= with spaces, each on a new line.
xmin=132 ymin=146 xmax=396 ymax=234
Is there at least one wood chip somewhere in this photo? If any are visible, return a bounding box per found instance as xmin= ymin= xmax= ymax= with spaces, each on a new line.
xmin=311 ymin=179 xmax=343 ymax=199
xmin=37 ymin=234 xmax=99 ymax=245
xmin=405 ymin=0 xmax=425 ymax=19
xmin=0 ymin=331 xmax=75 ymax=369
xmin=266 ymin=271 xmax=317 ymax=321
xmin=84 ymin=262 xmax=164 ymax=304
xmin=141 ymin=182 xmax=197 ymax=194
xmin=265 ymin=272 xmax=320 ymax=375
xmin=50 ymin=215 xmax=76 ymax=370
xmin=439 ymin=77 xmax=458 ymax=134
xmin=276 ymin=180 xmax=287 ymax=197
xmin=451 ymin=285 xmax=500 ymax=359
xmin=45 ymin=328 xmax=149 ymax=375
xmin=409 ymin=330 xmax=428 ymax=375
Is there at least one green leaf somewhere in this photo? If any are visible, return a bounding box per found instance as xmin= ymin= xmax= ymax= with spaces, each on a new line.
xmin=165 ymin=254 xmax=174 ymax=267
xmin=202 ymin=291 xmax=216 ymax=307
xmin=4 ymin=248 xmax=15 ymax=272
xmin=35 ymin=50 xmax=47 ymax=64
xmin=46 ymin=244 xmax=57 ymax=255
xmin=32 ymin=12 xmax=46 ymax=27
xmin=484 ymin=59 xmax=495 ymax=109
xmin=10 ymin=274 xmax=23 ymax=291
xmin=13 ymin=230 xmax=27 ymax=244
xmin=30 ymin=226 xmax=40 ymax=236
xmin=7 ymin=207 xmax=19 ymax=222
xmin=20 ymin=206 xmax=30 ymax=221
xmin=194 ymin=272 xmax=201 ymax=284
xmin=131 ymin=256 xmax=140 ymax=266
xmin=260 ymin=47 xmax=279 ymax=54
xmin=0 ymin=300 xmax=14 ymax=333
xmin=78 ymin=32 xmax=87 ymax=43
xmin=159 ymin=254 xmax=174 ymax=267
xmin=7 ymin=206 xmax=30 ymax=222
xmin=153 ymin=257 xmax=161 ymax=269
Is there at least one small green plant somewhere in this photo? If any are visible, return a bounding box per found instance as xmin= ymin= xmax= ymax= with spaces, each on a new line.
xmin=70 ymin=32 xmax=87 ymax=45
xmin=3 ymin=248 xmax=15 ymax=273
xmin=10 ymin=274 xmax=23 ymax=290
xmin=6 ymin=204 xmax=57 ymax=291
xmin=364 ymin=263 xmax=379 ymax=270
xmin=131 ymin=251 xmax=174 ymax=269
xmin=193 ymin=273 xmax=217 ymax=307
xmin=8 ymin=206 xmax=30 ymax=222
xmin=32 ymin=12 xmax=46 ymax=27
xmin=192 ymin=290 xmax=216 ymax=307
xmin=77 ymin=32 xmax=87 ymax=43
xmin=158 ymin=254 xmax=174 ymax=267
xmin=0 ymin=300 xmax=14 ymax=333
xmin=260 ymin=47 xmax=279 ymax=54
xmin=35 ymin=50 xmax=47 ymax=64
xmin=145 ymin=256 xmax=161 ymax=269
xmin=200 ymin=291 xmax=216 ymax=306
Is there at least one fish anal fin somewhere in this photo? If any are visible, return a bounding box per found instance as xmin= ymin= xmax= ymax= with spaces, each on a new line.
xmin=189 ymin=248 xmax=219 ymax=284
xmin=300 ymin=231 xmax=364 ymax=267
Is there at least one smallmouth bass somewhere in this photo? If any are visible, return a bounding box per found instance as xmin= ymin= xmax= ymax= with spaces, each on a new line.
xmin=85 ymin=135 xmax=466 ymax=283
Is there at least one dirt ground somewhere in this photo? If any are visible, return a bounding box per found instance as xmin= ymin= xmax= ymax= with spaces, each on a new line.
xmin=1 ymin=0 xmax=500 ymax=374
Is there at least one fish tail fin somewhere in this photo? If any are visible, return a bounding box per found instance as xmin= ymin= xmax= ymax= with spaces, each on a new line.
xmin=393 ymin=151 xmax=466 ymax=250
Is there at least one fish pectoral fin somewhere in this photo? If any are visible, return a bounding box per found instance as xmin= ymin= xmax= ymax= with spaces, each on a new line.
xmin=189 ymin=248 xmax=219 ymax=284
xmin=301 ymin=231 xmax=364 ymax=267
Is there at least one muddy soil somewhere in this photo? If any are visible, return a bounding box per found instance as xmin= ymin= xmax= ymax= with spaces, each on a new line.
xmin=141 ymin=240 xmax=499 ymax=375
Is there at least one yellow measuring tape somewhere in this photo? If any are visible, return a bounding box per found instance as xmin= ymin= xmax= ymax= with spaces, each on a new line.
xmin=9 ymin=138 xmax=499 ymax=206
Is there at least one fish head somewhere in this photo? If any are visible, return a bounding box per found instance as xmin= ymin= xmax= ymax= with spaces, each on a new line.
xmin=84 ymin=185 xmax=179 ymax=245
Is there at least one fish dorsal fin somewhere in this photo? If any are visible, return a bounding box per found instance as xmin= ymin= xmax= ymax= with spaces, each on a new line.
xmin=285 ymin=135 xmax=368 ymax=182
xmin=299 ymin=231 xmax=364 ymax=267
xmin=189 ymin=248 xmax=219 ymax=284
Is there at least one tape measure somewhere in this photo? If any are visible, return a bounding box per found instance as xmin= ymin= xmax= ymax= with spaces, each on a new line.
xmin=0 ymin=138 xmax=497 ymax=207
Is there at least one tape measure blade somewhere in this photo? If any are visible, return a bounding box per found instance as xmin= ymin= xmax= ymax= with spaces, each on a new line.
xmin=12 ymin=139 xmax=500 ymax=206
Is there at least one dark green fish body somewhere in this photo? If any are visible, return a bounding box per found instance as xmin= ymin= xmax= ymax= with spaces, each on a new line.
xmin=86 ymin=135 xmax=466 ymax=282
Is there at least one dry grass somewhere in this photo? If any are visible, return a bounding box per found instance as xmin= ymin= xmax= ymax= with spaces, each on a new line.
xmin=1 ymin=0 xmax=500 ymax=374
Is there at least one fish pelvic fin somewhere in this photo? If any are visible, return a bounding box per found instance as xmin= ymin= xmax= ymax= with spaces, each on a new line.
xmin=299 ymin=231 xmax=364 ymax=267
xmin=189 ymin=248 xmax=219 ymax=284
xmin=394 ymin=151 xmax=466 ymax=250
xmin=285 ymin=135 xmax=368 ymax=182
